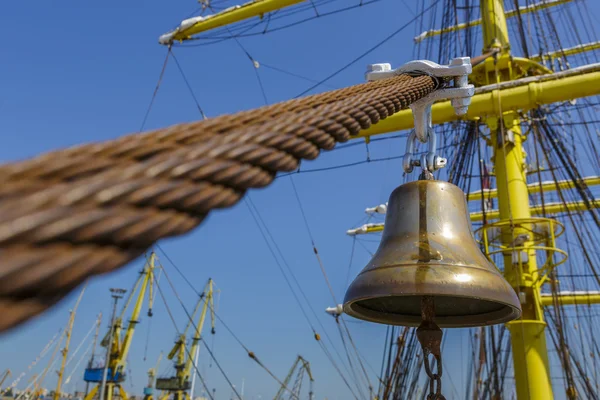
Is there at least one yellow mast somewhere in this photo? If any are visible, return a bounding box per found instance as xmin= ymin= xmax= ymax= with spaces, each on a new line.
xmin=54 ymin=286 xmax=86 ymax=400
xmin=342 ymin=1 xmax=600 ymax=397
xmin=479 ymin=0 xmax=553 ymax=398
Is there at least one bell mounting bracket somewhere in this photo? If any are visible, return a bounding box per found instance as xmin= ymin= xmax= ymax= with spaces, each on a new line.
xmin=365 ymin=57 xmax=475 ymax=173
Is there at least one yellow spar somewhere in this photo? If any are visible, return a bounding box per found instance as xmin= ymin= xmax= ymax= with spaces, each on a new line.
xmin=358 ymin=65 xmax=600 ymax=138
xmin=159 ymin=0 xmax=305 ymax=44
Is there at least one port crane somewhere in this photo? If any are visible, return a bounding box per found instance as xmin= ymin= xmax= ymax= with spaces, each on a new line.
xmin=143 ymin=352 xmax=163 ymax=400
xmin=273 ymin=356 xmax=314 ymax=400
xmin=155 ymin=279 xmax=215 ymax=400
xmin=84 ymin=252 xmax=158 ymax=400
xmin=0 ymin=370 xmax=11 ymax=394
xmin=54 ymin=286 xmax=86 ymax=400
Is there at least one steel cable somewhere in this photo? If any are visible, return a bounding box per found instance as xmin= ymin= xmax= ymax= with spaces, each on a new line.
xmin=0 ymin=73 xmax=441 ymax=332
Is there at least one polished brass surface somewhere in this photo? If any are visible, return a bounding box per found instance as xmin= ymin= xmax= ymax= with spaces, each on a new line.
xmin=343 ymin=180 xmax=521 ymax=328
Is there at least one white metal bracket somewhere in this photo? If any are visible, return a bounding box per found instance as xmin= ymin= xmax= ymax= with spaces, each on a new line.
xmin=365 ymin=57 xmax=475 ymax=172
xmin=325 ymin=304 xmax=344 ymax=317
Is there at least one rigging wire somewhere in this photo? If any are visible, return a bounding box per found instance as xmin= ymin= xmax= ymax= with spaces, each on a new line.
xmin=243 ymin=195 xmax=362 ymax=399
xmin=169 ymin=49 xmax=208 ymax=119
xmin=143 ymin=0 xmax=600 ymax=396
xmin=243 ymin=197 xmax=317 ymax=331
xmin=176 ymin=0 xmax=385 ymax=46
xmin=342 ymin=237 xmax=357 ymax=296
xmin=151 ymin=270 xmax=228 ymax=400
xmin=277 ymin=139 xmax=462 ymax=178
xmin=139 ymin=49 xmax=171 ymax=132
xmin=294 ymin=0 xmax=441 ymax=97
xmin=288 ymin=177 xmax=375 ymax=394
xmin=260 ymin=62 xmax=337 ymax=89
xmin=155 ymin=243 xmax=348 ymax=399
xmin=208 ymin=3 xmax=269 ymax=105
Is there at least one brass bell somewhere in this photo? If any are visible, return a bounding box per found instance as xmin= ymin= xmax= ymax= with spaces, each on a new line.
xmin=343 ymin=180 xmax=521 ymax=328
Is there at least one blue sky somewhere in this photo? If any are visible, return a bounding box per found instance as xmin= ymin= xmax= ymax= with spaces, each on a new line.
xmin=2 ymin=1 xmax=599 ymax=399
xmin=0 ymin=2 xmax=438 ymax=399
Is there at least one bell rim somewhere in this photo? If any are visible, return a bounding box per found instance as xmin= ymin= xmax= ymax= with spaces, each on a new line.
xmin=343 ymin=293 xmax=522 ymax=328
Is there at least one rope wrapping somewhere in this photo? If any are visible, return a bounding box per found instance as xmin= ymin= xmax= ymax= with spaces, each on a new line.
xmin=0 ymin=73 xmax=441 ymax=332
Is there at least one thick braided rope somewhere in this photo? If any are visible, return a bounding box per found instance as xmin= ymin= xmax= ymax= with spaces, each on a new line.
xmin=0 ymin=74 xmax=441 ymax=332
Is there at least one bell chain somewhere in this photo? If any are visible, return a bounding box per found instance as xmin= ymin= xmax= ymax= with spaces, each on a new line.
xmin=417 ymin=296 xmax=446 ymax=400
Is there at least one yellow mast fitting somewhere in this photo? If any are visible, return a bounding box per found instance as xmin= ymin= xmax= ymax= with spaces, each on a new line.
xmin=159 ymin=0 xmax=305 ymax=44
xmin=358 ymin=63 xmax=600 ymax=138
xmin=414 ymin=0 xmax=572 ymax=43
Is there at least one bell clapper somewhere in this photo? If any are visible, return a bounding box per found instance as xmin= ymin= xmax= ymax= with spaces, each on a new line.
xmin=417 ymin=296 xmax=445 ymax=400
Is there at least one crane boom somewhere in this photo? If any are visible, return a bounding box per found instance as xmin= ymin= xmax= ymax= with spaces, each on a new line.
xmin=184 ymin=279 xmax=214 ymax=380
xmin=54 ymin=285 xmax=86 ymax=400
xmin=30 ymin=330 xmax=65 ymax=399
xmin=143 ymin=352 xmax=163 ymax=400
xmin=156 ymin=279 xmax=215 ymax=400
xmin=118 ymin=253 xmax=156 ymax=371
xmin=274 ymin=357 xmax=301 ymax=400
xmin=274 ymin=356 xmax=312 ymax=400
xmin=0 ymin=369 xmax=11 ymax=393
xmin=84 ymin=252 xmax=157 ymax=400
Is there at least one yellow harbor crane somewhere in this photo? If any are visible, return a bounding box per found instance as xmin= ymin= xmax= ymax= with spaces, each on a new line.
xmin=154 ymin=279 xmax=215 ymax=400
xmin=84 ymin=252 xmax=158 ymax=400
xmin=157 ymin=0 xmax=600 ymax=399
xmin=0 ymin=369 xmax=11 ymax=394
xmin=30 ymin=334 xmax=64 ymax=400
xmin=273 ymin=356 xmax=313 ymax=400
xmin=143 ymin=352 xmax=163 ymax=400
xmin=54 ymin=286 xmax=87 ymax=400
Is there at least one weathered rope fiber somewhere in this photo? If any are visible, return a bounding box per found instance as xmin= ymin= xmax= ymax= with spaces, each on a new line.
xmin=0 ymin=73 xmax=441 ymax=332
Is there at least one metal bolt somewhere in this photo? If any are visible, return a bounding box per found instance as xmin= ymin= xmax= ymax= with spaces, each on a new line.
xmin=450 ymin=56 xmax=471 ymax=68
xmin=451 ymin=97 xmax=472 ymax=116
xmin=435 ymin=157 xmax=447 ymax=169
xmin=366 ymin=63 xmax=392 ymax=73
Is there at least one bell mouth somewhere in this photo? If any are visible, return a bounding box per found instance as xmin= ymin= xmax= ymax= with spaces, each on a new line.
xmin=344 ymin=294 xmax=521 ymax=328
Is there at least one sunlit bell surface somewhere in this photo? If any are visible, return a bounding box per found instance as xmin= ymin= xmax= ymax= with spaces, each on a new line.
xmin=343 ymin=180 xmax=521 ymax=328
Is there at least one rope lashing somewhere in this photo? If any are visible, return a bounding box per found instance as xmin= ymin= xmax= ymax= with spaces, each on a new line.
xmin=0 ymin=73 xmax=441 ymax=332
